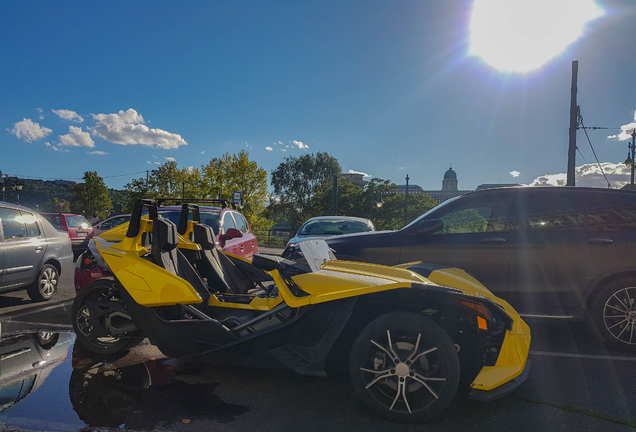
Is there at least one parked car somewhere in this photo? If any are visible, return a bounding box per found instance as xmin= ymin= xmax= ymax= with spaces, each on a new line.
xmin=287 ymin=216 xmax=374 ymax=246
xmin=92 ymin=214 xmax=131 ymax=236
xmin=0 ymin=330 xmax=72 ymax=413
xmin=0 ymin=203 xmax=73 ymax=301
xmin=40 ymin=212 xmax=94 ymax=256
xmin=322 ymin=186 xmax=636 ymax=351
xmin=157 ymin=205 xmax=259 ymax=260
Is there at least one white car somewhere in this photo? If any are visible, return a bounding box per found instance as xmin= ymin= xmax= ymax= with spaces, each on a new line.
xmin=287 ymin=216 xmax=374 ymax=246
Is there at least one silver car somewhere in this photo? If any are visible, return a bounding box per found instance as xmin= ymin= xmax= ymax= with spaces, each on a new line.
xmin=0 ymin=202 xmax=73 ymax=301
xmin=287 ymin=216 xmax=375 ymax=246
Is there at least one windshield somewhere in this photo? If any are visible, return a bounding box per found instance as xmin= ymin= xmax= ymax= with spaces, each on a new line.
xmin=298 ymin=219 xmax=372 ymax=236
xmin=66 ymin=215 xmax=90 ymax=229
xmin=402 ymin=195 xmax=462 ymax=230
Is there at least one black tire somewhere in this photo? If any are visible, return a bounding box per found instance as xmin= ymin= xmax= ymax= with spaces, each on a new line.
xmin=27 ymin=264 xmax=58 ymax=301
xmin=72 ymin=279 xmax=141 ymax=355
xmin=349 ymin=312 xmax=460 ymax=423
xmin=590 ymin=278 xmax=636 ymax=352
xmin=36 ymin=332 xmax=60 ymax=350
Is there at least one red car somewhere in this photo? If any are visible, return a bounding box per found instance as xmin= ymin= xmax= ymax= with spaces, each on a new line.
xmin=40 ymin=212 xmax=94 ymax=257
xmin=157 ymin=205 xmax=259 ymax=260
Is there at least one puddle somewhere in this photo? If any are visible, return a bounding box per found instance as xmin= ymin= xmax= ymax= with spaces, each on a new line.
xmin=0 ymin=325 xmax=249 ymax=430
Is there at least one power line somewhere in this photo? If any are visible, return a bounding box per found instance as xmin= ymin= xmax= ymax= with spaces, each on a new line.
xmin=578 ymin=116 xmax=612 ymax=188
xmin=3 ymin=170 xmax=147 ymax=181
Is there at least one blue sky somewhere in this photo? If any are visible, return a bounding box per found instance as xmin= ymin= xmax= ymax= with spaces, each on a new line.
xmin=2 ymin=0 xmax=636 ymax=191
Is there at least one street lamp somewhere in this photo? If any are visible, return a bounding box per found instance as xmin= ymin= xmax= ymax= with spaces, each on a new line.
xmin=624 ymin=130 xmax=636 ymax=192
xmin=369 ymin=190 xmax=383 ymax=219
xmin=13 ymin=183 xmax=23 ymax=204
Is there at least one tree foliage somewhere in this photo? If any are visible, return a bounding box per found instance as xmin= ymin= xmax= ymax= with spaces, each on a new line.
xmin=269 ymin=152 xmax=341 ymax=230
xmin=71 ymin=171 xmax=112 ymax=220
xmin=123 ymin=150 xmax=272 ymax=231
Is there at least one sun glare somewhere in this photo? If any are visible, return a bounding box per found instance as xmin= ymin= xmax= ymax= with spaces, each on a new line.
xmin=469 ymin=0 xmax=604 ymax=72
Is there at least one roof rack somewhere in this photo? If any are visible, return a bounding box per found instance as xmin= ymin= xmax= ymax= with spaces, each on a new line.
xmin=156 ymin=198 xmax=237 ymax=210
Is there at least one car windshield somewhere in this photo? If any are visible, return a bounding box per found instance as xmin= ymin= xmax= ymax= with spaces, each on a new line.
xmin=402 ymin=195 xmax=463 ymax=230
xmin=299 ymin=219 xmax=372 ymax=236
xmin=157 ymin=210 xmax=221 ymax=236
xmin=43 ymin=214 xmax=61 ymax=229
xmin=66 ymin=215 xmax=90 ymax=229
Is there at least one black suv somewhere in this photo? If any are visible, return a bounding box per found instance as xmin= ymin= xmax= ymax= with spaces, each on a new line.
xmin=325 ymin=187 xmax=636 ymax=351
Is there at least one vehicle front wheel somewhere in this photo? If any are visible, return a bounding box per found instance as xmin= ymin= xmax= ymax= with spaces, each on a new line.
xmin=27 ymin=264 xmax=59 ymax=301
xmin=72 ymin=280 xmax=142 ymax=355
xmin=591 ymin=278 xmax=636 ymax=352
xmin=349 ymin=312 xmax=460 ymax=423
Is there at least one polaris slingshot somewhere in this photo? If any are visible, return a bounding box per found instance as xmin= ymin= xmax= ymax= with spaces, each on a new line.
xmin=72 ymin=199 xmax=531 ymax=422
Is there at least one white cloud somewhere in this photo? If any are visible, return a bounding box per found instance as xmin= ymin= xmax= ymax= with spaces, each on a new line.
xmin=526 ymin=163 xmax=631 ymax=188
xmin=348 ymin=170 xmax=370 ymax=177
xmin=265 ymin=146 xmax=273 ymax=151
xmin=292 ymin=139 xmax=309 ymax=149
xmin=186 ymin=166 xmax=197 ymax=173
xmin=45 ymin=142 xmax=70 ymax=153
xmin=87 ymin=150 xmax=107 ymax=155
xmin=201 ymin=151 xmax=205 ymax=154
xmin=147 ymin=160 xmax=160 ymax=165
xmin=608 ymin=112 xmax=636 ymax=141
xmin=89 ymin=108 xmax=187 ymax=149
xmin=278 ymin=141 xmax=284 ymax=145
xmin=10 ymin=118 xmax=52 ymax=142
xmin=59 ymin=126 xmax=95 ymax=148
xmin=281 ymin=149 xmax=287 ymax=152
xmin=37 ymin=108 xmax=44 ymax=120
xmin=52 ymin=109 xmax=84 ymax=123
xmin=510 ymin=170 xmax=521 ymax=178
xmin=164 ymin=156 xmax=176 ymax=162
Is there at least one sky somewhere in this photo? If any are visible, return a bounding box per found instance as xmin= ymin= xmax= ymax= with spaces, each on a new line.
xmin=2 ymin=0 xmax=636 ymax=192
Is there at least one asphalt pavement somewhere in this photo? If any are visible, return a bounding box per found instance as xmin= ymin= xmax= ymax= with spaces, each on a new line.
xmin=1 ymin=244 xmax=635 ymax=431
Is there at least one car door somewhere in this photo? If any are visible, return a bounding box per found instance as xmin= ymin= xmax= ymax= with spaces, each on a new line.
xmin=232 ymin=212 xmax=257 ymax=260
xmin=505 ymin=190 xmax=628 ymax=317
xmin=0 ymin=208 xmax=47 ymax=288
xmin=221 ymin=211 xmax=242 ymax=256
xmin=399 ymin=192 xmax=516 ymax=295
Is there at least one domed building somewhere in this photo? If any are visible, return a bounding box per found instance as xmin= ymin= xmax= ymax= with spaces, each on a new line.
xmin=419 ymin=167 xmax=472 ymax=203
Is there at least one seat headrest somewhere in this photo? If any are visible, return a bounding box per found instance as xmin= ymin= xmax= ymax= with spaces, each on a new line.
xmin=193 ymin=223 xmax=216 ymax=249
xmin=153 ymin=218 xmax=179 ymax=251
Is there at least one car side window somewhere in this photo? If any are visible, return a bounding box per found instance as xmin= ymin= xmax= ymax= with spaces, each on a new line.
xmin=521 ymin=193 xmax=586 ymax=231
xmin=587 ymin=195 xmax=636 ymax=232
xmin=233 ymin=212 xmax=249 ymax=234
xmin=0 ymin=207 xmax=28 ymax=238
xmin=222 ymin=212 xmax=236 ymax=234
xmin=433 ymin=200 xmax=511 ymax=235
xmin=101 ymin=219 xmax=116 ymax=230
xmin=23 ymin=212 xmax=40 ymax=237
xmin=44 ymin=214 xmax=62 ymax=229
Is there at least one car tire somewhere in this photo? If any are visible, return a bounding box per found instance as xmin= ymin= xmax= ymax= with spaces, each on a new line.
xmin=590 ymin=278 xmax=636 ymax=352
xmin=36 ymin=331 xmax=60 ymax=350
xmin=349 ymin=312 xmax=460 ymax=422
xmin=27 ymin=264 xmax=59 ymax=302
xmin=72 ymin=279 xmax=142 ymax=355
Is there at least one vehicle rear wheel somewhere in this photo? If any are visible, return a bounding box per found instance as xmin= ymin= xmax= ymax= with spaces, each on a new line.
xmin=27 ymin=264 xmax=59 ymax=301
xmin=591 ymin=278 xmax=636 ymax=352
xmin=349 ymin=312 xmax=460 ymax=422
xmin=72 ymin=280 xmax=142 ymax=355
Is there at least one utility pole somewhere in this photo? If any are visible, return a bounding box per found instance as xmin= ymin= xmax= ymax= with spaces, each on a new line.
xmin=404 ymin=174 xmax=409 ymax=226
xmin=146 ymin=170 xmax=149 ymax=198
xmin=567 ymin=60 xmax=579 ymax=186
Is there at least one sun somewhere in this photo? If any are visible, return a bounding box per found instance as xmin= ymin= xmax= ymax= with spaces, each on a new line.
xmin=469 ymin=0 xmax=604 ymax=72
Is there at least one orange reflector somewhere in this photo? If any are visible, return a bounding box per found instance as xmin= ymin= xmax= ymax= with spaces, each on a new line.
xmin=461 ymin=300 xmax=492 ymax=320
xmin=477 ymin=316 xmax=488 ymax=330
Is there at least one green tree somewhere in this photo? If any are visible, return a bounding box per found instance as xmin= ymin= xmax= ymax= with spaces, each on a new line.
xmin=373 ymin=192 xmax=439 ymax=231
xmin=270 ymin=152 xmax=341 ymax=229
xmin=71 ymin=171 xmax=112 ymax=220
xmin=45 ymin=197 xmax=70 ymax=212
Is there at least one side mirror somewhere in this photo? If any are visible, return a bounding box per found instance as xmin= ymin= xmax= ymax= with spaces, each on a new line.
xmin=415 ymin=219 xmax=444 ymax=236
xmin=224 ymin=227 xmax=244 ymax=240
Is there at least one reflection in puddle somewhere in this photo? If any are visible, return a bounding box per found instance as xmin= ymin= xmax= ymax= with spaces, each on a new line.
xmin=0 ymin=328 xmax=249 ymax=430
xmin=70 ymin=343 xmax=249 ymax=429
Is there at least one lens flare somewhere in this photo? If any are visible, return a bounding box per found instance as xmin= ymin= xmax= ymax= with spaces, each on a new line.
xmin=469 ymin=0 xmax=604 ymax=72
